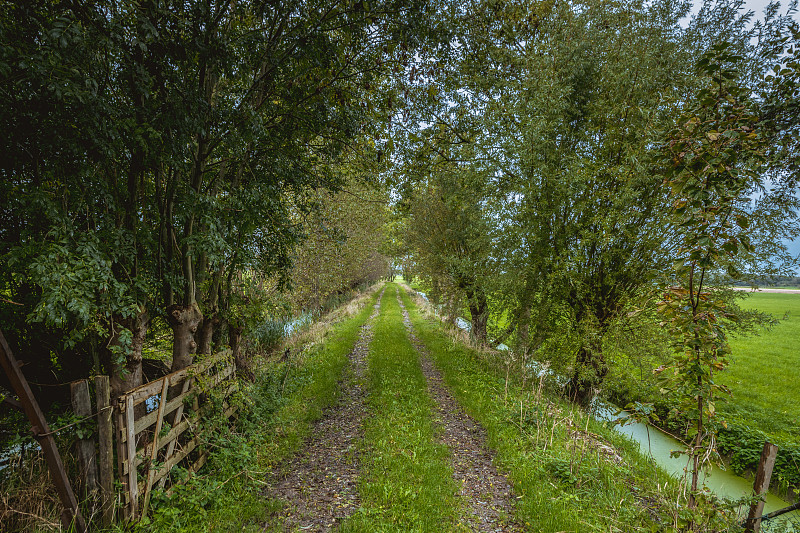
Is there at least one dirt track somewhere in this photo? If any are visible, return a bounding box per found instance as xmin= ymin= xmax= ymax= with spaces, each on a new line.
xmin=262 ymin=289 xmax=384 ymax=532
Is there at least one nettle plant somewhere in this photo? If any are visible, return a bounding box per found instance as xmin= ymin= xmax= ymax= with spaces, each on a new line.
xmin=658 ymin=43 xmax=765 ymax=525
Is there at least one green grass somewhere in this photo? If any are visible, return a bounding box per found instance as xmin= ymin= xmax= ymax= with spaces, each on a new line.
xmin=138 ymin=288 xmax=381 ymax=533
xmin=397 ymin=286 xmax=685 ymax=532
xmin=603 ymin=290 xmax=800 ymax=491
xmin=341 ymin=284 xmax=460 ymax=532
xmin=724 ymin=292 xmax=800 ymax=443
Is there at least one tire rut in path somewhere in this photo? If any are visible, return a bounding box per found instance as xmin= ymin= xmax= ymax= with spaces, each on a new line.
xmin=262 ymin=289 xmax=384 ymax=532
xmin=396 ymin=290 xmax=525 ymax=533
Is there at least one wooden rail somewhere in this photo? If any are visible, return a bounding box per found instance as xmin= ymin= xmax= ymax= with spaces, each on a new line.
xmin=0 ymin=328 xmax=87 ymax=531
xmin=114 ymin=349 xmax=238 ymax=519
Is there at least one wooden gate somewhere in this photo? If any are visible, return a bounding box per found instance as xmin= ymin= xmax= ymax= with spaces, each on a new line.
xmin=114 ymin=349 xmax=238 ymax=519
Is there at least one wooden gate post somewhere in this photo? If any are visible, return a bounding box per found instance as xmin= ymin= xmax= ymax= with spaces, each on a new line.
xmin=744 ymin=441 xmax=779 ymax=533
xmin=70 ymin=379 xmax=99 ymax=504
xmin=0 ymin=328 xmax=87 ymax=532
xmin=95 ymin=375 xmax=115 ymax=526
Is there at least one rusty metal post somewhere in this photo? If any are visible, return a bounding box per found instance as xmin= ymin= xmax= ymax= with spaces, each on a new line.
xmin=0 ymin=328 xmax=87 ymax=532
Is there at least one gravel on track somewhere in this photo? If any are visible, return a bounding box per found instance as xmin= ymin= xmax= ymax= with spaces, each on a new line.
xmin=262 ymin=289 xmax=384 ymax=532
xmin=396 ymin=289 xmax=525 ymax=533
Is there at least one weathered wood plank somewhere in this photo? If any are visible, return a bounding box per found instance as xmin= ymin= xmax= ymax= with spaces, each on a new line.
xmin=141 ymin=376 xmax=170 ymax=517
xmin=94 ymin=376 xmax=114 ymax=527
xmin=745 ymin=442 xmax=779 ymax=533
xmin=123 ymin=350 xmax=231 ymax=407
xmin=0 ymin=329 xmax=87 ymax=532
xmin=70 ymin=379 xmax=99 ymax=504
xmin=115 ymin=402 xmax=130 ymax=519
xmin=125 ymin=394 xmax=139 ymax=516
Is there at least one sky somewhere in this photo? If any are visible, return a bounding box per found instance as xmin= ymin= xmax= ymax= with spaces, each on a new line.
xmin=744 ymin=0 xmax=780 ymax=14
xmin=728 ymin=0 xmax=800 ymax=264
xmin=725 ymin=0 xmax=796 ymax=17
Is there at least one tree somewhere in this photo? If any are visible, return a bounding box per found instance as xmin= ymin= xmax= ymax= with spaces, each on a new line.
xmin=405 ymin=155 xmax=497 ymax=340
xmin=0 ymin=0 xmax=435 ymax=397
xmin=658 ymin=43 xmax=766 ymax=525
xmin=290 ymin=179 xmax=391 ymax=312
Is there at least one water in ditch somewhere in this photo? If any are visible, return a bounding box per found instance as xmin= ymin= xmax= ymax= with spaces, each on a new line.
xmin=595 ymin=402 xmax=798 ymax=531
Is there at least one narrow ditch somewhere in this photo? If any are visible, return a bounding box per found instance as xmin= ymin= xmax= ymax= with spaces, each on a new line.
xmin=262 ymin=287 xmax=385 ymax=532
xmin=396 ymin=288 xmax=525 ymax=533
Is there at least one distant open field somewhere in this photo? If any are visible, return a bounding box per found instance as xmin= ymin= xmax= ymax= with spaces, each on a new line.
xmin=732 ymin=287 xmax=800 ymax=294
xmin=723 ymin=292 xmax=800 ymax=443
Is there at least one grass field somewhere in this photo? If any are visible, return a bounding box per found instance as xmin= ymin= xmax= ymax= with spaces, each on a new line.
xmin=723 ymin=292 xmax=800 ymax=443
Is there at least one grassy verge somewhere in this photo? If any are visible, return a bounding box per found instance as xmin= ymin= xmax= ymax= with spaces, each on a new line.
xmin=341 ymin=284 xmax=459 ymax=532
xmin=397 ymin=285 xmax=691 ymax=532
xmin=135 ymin=286 xmax=382 ymax=532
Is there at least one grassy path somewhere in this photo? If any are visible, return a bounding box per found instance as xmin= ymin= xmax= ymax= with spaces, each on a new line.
xmin=340 ymin=284 xmax=459 ymax=532
xmin=396 ymin=283 xmax=681 ymax=532
xmin=260 ymin=282 xmax=683 ymax=532
xmin=263 ymin=287 xmax=384 ymax=531
xmin=395 ymin=289 xmax=524 ymax=532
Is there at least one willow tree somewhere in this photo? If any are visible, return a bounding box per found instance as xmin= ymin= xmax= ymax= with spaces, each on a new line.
xmin=405 ymin=153 xmax=498 ymax=340
xmin=0 ymin=0 xmax=436 ymax=395
xmin=402 ymin=0 xmax=699 ymax=402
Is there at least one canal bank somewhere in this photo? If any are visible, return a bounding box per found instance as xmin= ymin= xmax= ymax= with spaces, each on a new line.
xmin=595 ymin=402 xmax=799 ymax=531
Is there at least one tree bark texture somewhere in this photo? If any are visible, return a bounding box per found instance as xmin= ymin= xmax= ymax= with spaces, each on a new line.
xmin=108 ymin=309 xmax=150 ymax=398
xmin=167 ymin=303 xmax=203 ymax=371
xmin=197 ymin=314 xmax=220 ymax=355
xmin=466 ymin=288 xmax=488 ymax=342
xmin=568 ymin=344 xmax=608 ymax=406
xmin=229 ymin=325 xmax=253 ymax=380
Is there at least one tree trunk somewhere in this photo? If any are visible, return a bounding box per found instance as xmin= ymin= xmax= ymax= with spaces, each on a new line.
xmin=167 ymin=303 xmax=203 ymax=371
xmin=108 ymin=309 xmax=150 ymax=398
xmin=467 ymin=289 xmax=489 ymax=342
xmin=568 ymin=343 xmax=608 ymax=407
xmin=197 ymin=314 xmax=220 ymax=355
xmin=229 ymin=325 xmax=253 ymax=380
xmin=197 ymin=267 xmax=224 ymax=355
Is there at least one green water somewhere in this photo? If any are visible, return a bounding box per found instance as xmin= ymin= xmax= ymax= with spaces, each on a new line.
xmin=597 ymin=404 xmax=799 ymax=531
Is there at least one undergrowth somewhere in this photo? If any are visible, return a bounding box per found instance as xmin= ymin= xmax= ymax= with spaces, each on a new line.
xmin=131 ymin=285 xmax=382 ymax=532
